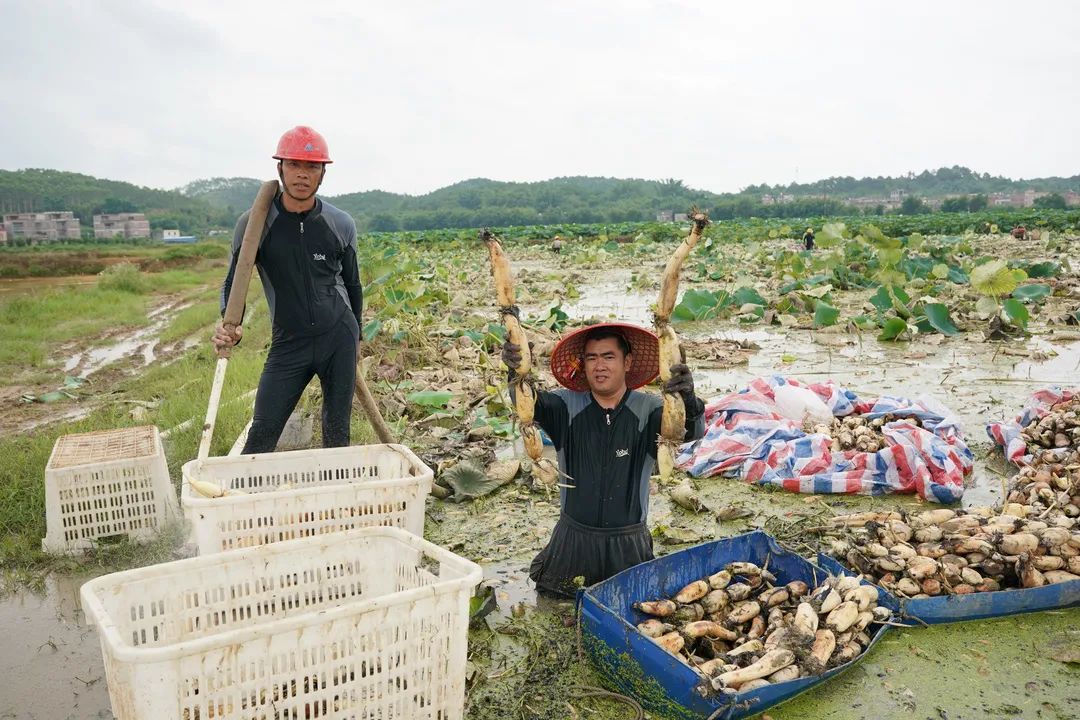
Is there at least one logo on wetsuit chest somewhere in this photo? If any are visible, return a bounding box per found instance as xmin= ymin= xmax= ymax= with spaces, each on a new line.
xmin=614 ymin=448 xmax=629 ymax=458
xmin=312 ymin=253 xmax=327 ymax=261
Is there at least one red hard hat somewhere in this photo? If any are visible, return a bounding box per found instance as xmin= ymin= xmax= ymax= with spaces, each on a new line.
xmin=272 ymin=126 xmax=333 ymax=164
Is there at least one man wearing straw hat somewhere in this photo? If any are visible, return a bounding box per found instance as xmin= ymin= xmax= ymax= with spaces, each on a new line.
xmin=503 ymin=323 xmax=705 ymax=597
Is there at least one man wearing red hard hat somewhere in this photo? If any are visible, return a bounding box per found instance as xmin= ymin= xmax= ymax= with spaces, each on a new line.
xmin=212 ymin=126 xmax=363 ymax=452
xmin=504 ymin=322 xmax=705 ymax=597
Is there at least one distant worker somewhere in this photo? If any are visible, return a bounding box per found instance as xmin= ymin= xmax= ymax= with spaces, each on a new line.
xmin=211 ymin=126 xmax=363 ymax=453
xmin=551 ymin=235 xmax=563 ymax=254
xmin=803 ymin=227 xmax=815 ymax=251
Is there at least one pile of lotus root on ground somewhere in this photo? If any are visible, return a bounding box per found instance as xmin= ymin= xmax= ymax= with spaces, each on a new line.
xmin=805 ymin=413 xmax=925 ymax=454
xmin=633 ymin=563 xmax=888 ymax=695
xmin=822 ymin=395 xmax=1080 ymax=597
xmin=825 ymin=508 xmax=1080 ymax=598
xmin=1020 ymin=396 xmax=1080 ymax=451
xmin=1008 ymin=396 xmax=1080 ymax=518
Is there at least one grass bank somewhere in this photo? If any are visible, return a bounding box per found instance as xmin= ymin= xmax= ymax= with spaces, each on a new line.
xmin=0 ymin=262 xmax=226 ymax=379
xmin=0 ymin=241 xmax=229 ymax=278
xmin=0 ymin=292 xmax=375 ymax=575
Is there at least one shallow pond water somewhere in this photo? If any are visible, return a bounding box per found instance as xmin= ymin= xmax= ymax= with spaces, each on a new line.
xmin=0 ymin=574 xmax=112 ymax=720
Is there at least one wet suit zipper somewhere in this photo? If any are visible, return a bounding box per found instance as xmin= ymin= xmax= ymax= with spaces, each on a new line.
xmin=598 ymin=403 xmax=618 ymax=525
xmin=299 ymin=220 xmax=315 ymax=327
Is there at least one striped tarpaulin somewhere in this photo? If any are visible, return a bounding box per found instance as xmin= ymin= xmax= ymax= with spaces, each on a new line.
xmin=986 ymin=387 xmax=1076 ymax=466
xmin=676 ymin=375 xmax=972 ymax=503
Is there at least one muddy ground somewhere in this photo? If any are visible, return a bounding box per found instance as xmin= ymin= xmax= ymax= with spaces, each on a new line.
xmin=2 ymin=233 xmax=1079 ymax=719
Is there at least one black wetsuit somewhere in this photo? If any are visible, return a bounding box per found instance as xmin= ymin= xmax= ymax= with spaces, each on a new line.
xmin=221 ymin=194 xmax=362 ymax=452
xmin=803 ymin=231 xmax=815 ymax=251
xmin=526 ymin=387 xmax=705 ymax=597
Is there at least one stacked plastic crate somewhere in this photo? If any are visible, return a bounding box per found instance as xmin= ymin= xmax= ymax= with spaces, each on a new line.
xmin=80 ymin=439 xmax=481 ymax=720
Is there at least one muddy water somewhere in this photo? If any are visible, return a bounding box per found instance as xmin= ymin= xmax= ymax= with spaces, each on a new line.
xmin=62 ymin=301 xmax=192 ymax=377
xmin=561 ymin=270 xmax=653 ymax=326
xmin=0 ymin=275 xmax=99 ymax=296
xmin=771 ymin=608 xmax=1080 ymax=720
xmin=0 ymin=575 xmax=112 ymax=719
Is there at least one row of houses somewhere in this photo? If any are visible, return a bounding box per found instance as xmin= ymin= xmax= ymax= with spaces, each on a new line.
xmin=986 ymin=189 xmax=1080 ymax=207
xmin=1 ymin=211 xmax=83 ymax=243
xmin=761 ymin=188 xmax=1080 ymax=211
xmin=1 ymin=212 xmax=152 ymax=244
xmin=762 ymin=189 xmax=911 ymax=209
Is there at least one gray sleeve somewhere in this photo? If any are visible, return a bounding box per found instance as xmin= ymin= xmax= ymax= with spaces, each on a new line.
xmin=323 ymin=204 xmax=362 ymax=324
xmin=232 ymin=210 xmax=250 ymax=254
xmin=220 ymin=210 xmax=251 ymax=316
xmin=322 ymin=204 xmax=357 ymax=251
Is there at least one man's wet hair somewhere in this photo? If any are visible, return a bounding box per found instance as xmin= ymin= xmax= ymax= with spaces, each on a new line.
xmin=582 ymin=327 xmax=632 ymax=357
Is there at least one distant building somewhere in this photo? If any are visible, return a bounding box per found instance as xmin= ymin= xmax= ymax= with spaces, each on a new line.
xmin=655 ymin=210 xmax=674 ymax=222
xmin=93 ymin=213 xmax=151 ymax=239
xmin=673 ymin=213 xmax=689 ymax=222
xmin=1065 ymin=191 xmax=1080 ymax=206
xmin=160 ymin=228 xmax=197 ymax=243
xmin=2 ymin=211 xmax=82 ymax=242
xmin=1022 ymin=189 xmax=1051 ymax=207
xmin=845 ymin=196 xmax=882 ymax=211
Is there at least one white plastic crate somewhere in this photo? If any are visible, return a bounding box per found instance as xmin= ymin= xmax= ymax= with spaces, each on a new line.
xmin=81 ymin=526 xmax=482 ymax=720
xmin=181 ymin=444 xmax=431 ymax=554
xmin=42 ymin=425 xmax=179 ymax=554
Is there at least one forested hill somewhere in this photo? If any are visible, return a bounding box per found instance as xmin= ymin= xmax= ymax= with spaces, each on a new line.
xmin=0 ymin=169 xmax=233 ymax=233
xmin=327 ymin=168 xmax=1080 ymax=230
xmin=329 ymin=177 xmax=719 ymax=230
xmin=178 ymin=177 xmax=264 ymax=214
xmin=745 ymin=166 xmax=1080 ymax=198
xmin=1 ymin=166 xmax=1077 ymax=235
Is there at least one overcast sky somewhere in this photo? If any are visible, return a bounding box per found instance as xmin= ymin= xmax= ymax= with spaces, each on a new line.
xmin=2 ymin=0 xmax=1077 ymax=196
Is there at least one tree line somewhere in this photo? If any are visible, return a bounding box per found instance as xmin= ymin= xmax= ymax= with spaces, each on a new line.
xmin=2 ymin=167 xmax=1076 ymax=237
xmin=0 ymin=169 xmax=234 ymax=236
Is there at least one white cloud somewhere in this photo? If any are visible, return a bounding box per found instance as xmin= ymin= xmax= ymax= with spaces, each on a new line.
xmin=2 ymin=0 xmax=1077 ymax=196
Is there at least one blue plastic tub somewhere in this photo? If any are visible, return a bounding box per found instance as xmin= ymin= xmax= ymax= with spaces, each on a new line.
xmin=817 ymin=552 xmax=1080 ymax=625
xmin=578 ymin=530 xmax=890 ymax=720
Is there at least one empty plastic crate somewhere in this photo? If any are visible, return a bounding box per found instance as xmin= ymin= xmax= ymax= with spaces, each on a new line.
xmin=181 ymin=444 xmax=432 ymax=554
xmin=42 ymin=425 xmax=178 ymax=554
xmin=81 ymin=525 xmax=482 ymax=720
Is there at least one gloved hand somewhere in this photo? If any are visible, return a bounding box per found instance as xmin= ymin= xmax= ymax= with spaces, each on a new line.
xmin=502 ymin=340 xmax=523 ymax=372
xmin=663 ymin=363 xmax=695 ymax=400
xmin=502 ymin=339 xmax=535 ymax=373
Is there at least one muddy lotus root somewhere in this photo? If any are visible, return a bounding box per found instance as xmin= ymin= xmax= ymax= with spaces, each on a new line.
xmin=807 ymin=413 xmax=925 ymax=454
xmin=632 ymin=562 xmax=887 ymax=695
xmin=825 ymin=507 xmax=1080 ymax=597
